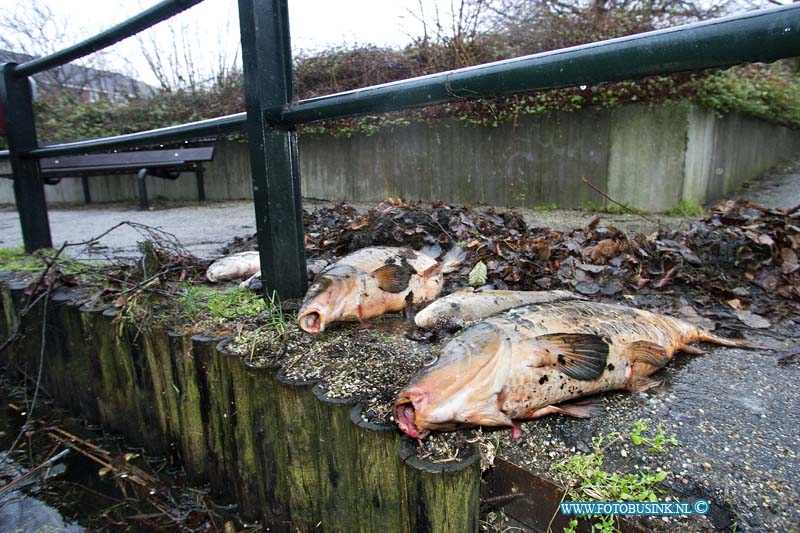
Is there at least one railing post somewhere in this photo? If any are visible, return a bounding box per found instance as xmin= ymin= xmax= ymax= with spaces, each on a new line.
xmin=0 ymin=63 xmax=52 ymax=252
xmin=237 ymin=0 xmax=307 ymax=299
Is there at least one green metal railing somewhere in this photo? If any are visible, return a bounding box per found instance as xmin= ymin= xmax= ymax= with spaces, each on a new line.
xmin=1 ymin=1 xmax=799 ymax=298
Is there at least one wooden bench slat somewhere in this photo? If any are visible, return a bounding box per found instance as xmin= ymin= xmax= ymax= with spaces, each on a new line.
xmin=40 ymin=147 xmax=214 ymax=173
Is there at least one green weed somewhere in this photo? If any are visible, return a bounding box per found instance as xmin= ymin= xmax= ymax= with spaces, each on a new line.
xmin=578 ymin=201 xmax=641 ymax=215
xmin=177 ymin=285 xmax=269 ymax=322
xmin=665 ymin=199 xmax=706 ymax=218
xmin=0 ymin=247 xmax=48 ymax=271
xmin=534 ymin=203 xmax=559 ymax=212
xmin=552 ymin=419 xmax=680 ymax=533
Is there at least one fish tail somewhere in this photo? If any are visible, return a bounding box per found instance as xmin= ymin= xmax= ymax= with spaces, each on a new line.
xmin=440 ymin=246 xmax=467 ymax=274
xmin=698 ymin=331 xmax=766 ymax=350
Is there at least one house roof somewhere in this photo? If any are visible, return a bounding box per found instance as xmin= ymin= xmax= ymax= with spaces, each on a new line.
xmin=0 ymin=49 xmax=154 ymax=98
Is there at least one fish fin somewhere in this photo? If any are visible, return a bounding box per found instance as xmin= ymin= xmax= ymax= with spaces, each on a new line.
xmin=552 ymin=398 xmax=604 ymax=418
xmin=371 ymin=264 xmax=413 ymax=293
xmin=440 ymin=246 xmax=467 ymax=274
xmin=404 ymin=291 xmax=416 ymax=321
xmin=510 ymin=420 xmax=523 ymax=440
xmin=627 ymin=376 xmax=662 ymax=393
xmin=698 ymin=331 xmax=767 ymax=350
xmin=537 ymin=333 xmax=609 ymax=381
xmin=420 ymin=244 xmax=442 ymax=260
xmin=677 ymin=343 xmax=706 ymax=355
xmin=627 ymin=340 xmax=670 ymax=369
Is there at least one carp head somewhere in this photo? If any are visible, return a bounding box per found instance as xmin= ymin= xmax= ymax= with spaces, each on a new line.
xmin=395 ymin=322 xmax=513 ymax=439
xmin=297 ymin=265 xmax=359 ymax=334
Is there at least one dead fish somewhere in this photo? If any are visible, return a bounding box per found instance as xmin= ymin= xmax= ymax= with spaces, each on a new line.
xmin=298 ymin=245 xmax=465 ymax=334
xmin=207 ymin=253 xmax=330 ymax=289
xmin=206 ymin=251 xmax=260 ymax=282
xmin=395 ymin=300 xmax=762 ymax=439
xmin=414 ymin=288 xmax=584 ymax=329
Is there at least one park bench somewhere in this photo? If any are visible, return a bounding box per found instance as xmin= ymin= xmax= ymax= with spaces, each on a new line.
xmin=1 ymin=146 xmax=214 ymax=211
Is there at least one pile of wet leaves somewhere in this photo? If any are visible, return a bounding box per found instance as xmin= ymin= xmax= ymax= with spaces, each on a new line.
xmin=226 ymin=198 xmax=799 ymax=318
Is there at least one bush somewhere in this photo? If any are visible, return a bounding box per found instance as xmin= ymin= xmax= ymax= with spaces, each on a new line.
xmin=11 ymin=5 xmax=798 ymax=146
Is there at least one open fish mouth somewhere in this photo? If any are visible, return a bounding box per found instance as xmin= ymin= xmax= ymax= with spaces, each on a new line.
xmin=394 ymin=399 xmax=430 ymax=439
xmin=298 ymin=310 xmax=324 ymax=334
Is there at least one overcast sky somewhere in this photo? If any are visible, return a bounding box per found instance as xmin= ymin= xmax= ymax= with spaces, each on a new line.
xmin=0 ymin=0 xmax=441 ymax=86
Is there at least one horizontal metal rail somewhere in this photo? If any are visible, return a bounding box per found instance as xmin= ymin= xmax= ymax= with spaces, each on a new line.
xmin=280 ymin=4 xmax=800 ymax=124
xmin=21 ymin=113 xmax=245 ymax=158
xmin=3 ymin=3 xmax=799 ymax=161
xmin=13 ymin=0 xmax=205 ymax=78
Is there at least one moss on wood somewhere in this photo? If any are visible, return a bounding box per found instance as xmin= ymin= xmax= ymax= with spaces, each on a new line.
xmin=0 ymin=278 xmax=482 ymax=532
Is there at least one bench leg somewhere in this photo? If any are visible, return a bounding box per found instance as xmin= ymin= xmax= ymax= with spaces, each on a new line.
xmin=137 ymin=168 xmax=149 ymax=211
xmin=195 ymin=164 xmax=206 ymax=202
xmin=81 ymin=176 xmax=92 ymax=204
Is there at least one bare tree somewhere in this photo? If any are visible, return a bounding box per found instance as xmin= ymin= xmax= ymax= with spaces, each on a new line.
xmin=484 ymin=0 xmax=754 ymax=56
xmin=135 ymin=2 xmax=241 ymax=92
xmin=0 ymin=0 xmax=115 ymax=98
xmin=406 ymin=0 xmax=509 ymax=71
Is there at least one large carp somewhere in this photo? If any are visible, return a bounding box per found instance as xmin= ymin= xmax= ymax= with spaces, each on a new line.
xmin=413 ymin=288 xmax=584 ymax=329
xmin=395 ymin=301 xmax=762 ymax=439
xmin=298 ymin=246 xmax=465 ymax=334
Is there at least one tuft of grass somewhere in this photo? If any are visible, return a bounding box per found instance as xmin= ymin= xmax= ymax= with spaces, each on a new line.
xmin=665 ymin=199 xmax=706 ymax=218
xmin=178 ymin=285 xmax=269 ymax=321
xmin=533 ymin=203 xmax=559 ymax=212
xmin=553 ymin=419 xmax=680 ymax=533
xmin=177 ymin=284 xmax=289 ymax=332
xmin=0 ymin=247 xmax=48 ymax=271
xmin=578 ymin=201 xmax=641 ymax=215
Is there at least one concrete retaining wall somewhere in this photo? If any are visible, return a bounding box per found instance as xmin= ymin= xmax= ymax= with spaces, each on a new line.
xmin=2 ymin=102 xmax=798 ymax=211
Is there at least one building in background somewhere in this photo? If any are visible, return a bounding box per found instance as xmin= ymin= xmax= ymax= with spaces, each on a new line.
xmin=0 ymin=49 xmax=153 ymax=102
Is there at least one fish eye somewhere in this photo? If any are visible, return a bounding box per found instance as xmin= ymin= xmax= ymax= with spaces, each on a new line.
xmin=422 ymin=354 xmax=439 ymax=367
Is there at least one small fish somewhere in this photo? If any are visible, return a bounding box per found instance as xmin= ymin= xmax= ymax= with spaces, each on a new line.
xmin=395 ymin=301 xmax=762 ymax=439
xmin=206 ymin=251 xmax=260 ymax=282
xmin=414 ymin=288 xmax=584 ymax=329
xmin=298 ymin=245 xmax=465 ymax=334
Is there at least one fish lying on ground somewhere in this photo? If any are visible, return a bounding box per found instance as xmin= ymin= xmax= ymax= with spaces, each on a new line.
xmin=206 ymin=251 xmax=260 ymax=282
xmin=206 ymin=252 xmax=329 ymax=289
xmin=298 ymin=245 xmax=465 ymax=334
xmin=395 ymin=300 xmax=762 ymax=439
xmin=413 ymin=288 xmax=584 ymax=329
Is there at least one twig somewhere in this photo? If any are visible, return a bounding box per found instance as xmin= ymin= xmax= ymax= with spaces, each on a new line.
xmin=0 ymin=446 xmax=70 ymax=495
xmin=580 ymin=176 xmax=664 ymax=230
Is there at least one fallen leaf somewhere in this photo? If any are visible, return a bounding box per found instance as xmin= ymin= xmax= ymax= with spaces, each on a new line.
xmin=781 ymin=248 xmax=798 ymax=274
xmin=735 ymin=310 xmax=770 ymax=329
xmin=468 ymin=261 xmax=488 ymax=286
xmin=577 ymin=263 xmax=607 ymax=273
xmin=725 ymin=298 xmax=743 ymax=310
xmin=575 ymin=282 xmax=600 ymax=295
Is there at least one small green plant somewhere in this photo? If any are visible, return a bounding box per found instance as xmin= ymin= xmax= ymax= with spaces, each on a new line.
xmin=534 ymin=203 xmax=559 ymax=212
xmin=551 ymin=419 xmax=680 ymax=533
xmin=665 ymin=199 xmax=706 ymax=218
xmin=578 ymin=201 xmax=641 ymax=215
xmin=178 ymin=285 xmax=268 ymax=321
xmin=0 ymin=247 xmax=48 ymax=271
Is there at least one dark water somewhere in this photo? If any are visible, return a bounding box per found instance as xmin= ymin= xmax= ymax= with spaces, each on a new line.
xmin=0 ymin=384 xmax=240 ymax=532
xmin=0 ymin=397 xmax=87 ymax=532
